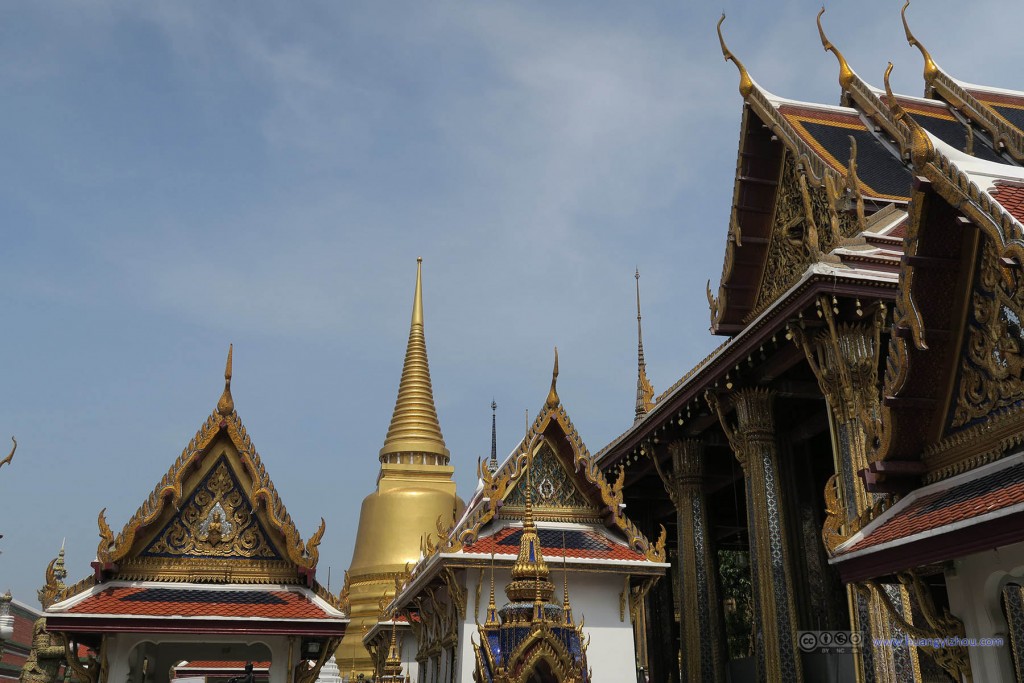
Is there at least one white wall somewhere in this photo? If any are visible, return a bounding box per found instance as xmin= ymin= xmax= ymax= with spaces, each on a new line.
xmin=945 ymin=539 xmax=1024 ymax=681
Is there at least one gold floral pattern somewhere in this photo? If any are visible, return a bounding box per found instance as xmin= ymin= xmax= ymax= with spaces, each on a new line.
xmin=505 ymin=443 xmax=591 ymax=513
xmin=144 ymin=458 xmax=280 ymax=560
xmin=950 ymin=237 xmax=1024 ymax=429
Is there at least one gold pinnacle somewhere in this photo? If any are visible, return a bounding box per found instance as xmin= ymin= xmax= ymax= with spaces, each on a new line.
xmin=380 ymin=258 xmax=450 ymax=460
xmin=217 ymin=344 xmax=234 ymax=416
xmin=546 ymin=347 xmax=560 ymax=408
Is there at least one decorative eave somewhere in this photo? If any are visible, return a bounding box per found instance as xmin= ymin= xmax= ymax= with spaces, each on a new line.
xmin=94 ymin=406 xmax=324 ymax=574
xmin=872 ymin=120 xmax=1024 ymax=490
xmin=62 ymin=351 xmax=330 ymax=605
xmin=393 ymin=353 xmax=667 ymax=604
xmin=599 ymin=260 xmax=900 ymax=470
xmin=817 ymin=8 xmax=912 ymax=152
xmin=709 ymin=15 xmax=898 ymax=335
xmin=901 ymin=1 xmax=1024 ymax=162
xmin=45 ymin=581 xmax=348 ymax=637
xmin=456 ymin=379 xmax=665 ymax=562
xmin=362 ymin=616 xmax=413 ymax=649
xmin=830 ymin=452 xmax=1024 ymax=583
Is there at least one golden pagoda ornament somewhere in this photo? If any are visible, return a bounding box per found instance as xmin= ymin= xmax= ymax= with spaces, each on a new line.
xmin=336 ymin=258 xmax=463 ymax=676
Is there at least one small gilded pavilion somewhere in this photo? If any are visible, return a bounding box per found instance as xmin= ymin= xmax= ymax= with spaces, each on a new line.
xmin=39 ymin=349 xmax=348 ymax=683
xmin=368 ymin=353 xmax=666 ymax=682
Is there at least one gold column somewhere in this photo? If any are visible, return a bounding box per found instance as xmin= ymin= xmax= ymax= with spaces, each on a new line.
xmin=709 ymin=388 xmax=803 ymax=683
xmin=791 ymin=300 xmax=921 ymax=683
xmin=652 ymin=440 xmax=725 ymax=683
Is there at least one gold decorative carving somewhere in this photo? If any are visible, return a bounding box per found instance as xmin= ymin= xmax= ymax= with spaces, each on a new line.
xmin=144 ymin=459 xmax=280 ymax=560
xmin=90 ymin=396 xmax=324 ymax=591
xmin=37 ymin=546 xmax=67 ymax=610
xmin=750 ymin=156 xmax=857 ymax=319
xmin=455 ymin=400 xmax=663 ymax=563
xmin=859 ymin=571 xmax=972 ymax=682
xmin=293 ymin=637 xmax=341 ymax=683
xmin=60 ymin=635 xmax=99 ymax=683
xmin=821 ymin=474 xmax=847 ymax=554
xmin=902 ymin=1 xmax=1024 ymax=162
xmin=951 ymin=237 xmax=1024 ymax=428
xmin=0 ymin=437 xmax=15 ymax=472
xmin=440 ymin=567 xmax=466 ymax=621
xmin=791 ymin=298 xmax=886 ymax=440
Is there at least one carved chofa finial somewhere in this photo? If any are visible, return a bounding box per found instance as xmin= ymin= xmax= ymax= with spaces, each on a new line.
xmin=546 ymin=347 xmax=560 ymax=408
xmin=717 ymin=14 xmax=754 ymax=98
xmin=0 ymin=437 xmax=15 ymax=471
xmin=816 ymin=7 xmax=855 ymax=90
xmin=217 ymin=344 xmax=234 ymax=416
xmin=901 ymin=1 xmax=939 ymax=83
xmin=634 ymin=269 xmax=655 ymax=422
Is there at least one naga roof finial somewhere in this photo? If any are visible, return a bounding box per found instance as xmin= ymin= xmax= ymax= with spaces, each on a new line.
xmin=546 ymin=347 xmax=560 ymax=408
xmin=901 ymin=1 xmax=938 ymax=84
xmin=217 ymin=344 xmax=234 ymax=416
xmin=717 ymin=14 xmax=754 ymax=98
xmin=817 ymin=7 xmax=855 ymax=90
xmin=0 ymin=437 xmax=15 ymax=472
xmin=884 ymin=62 xmax=934 ymax=166
xmin=634 ymin=269 xmax=655 ymax=423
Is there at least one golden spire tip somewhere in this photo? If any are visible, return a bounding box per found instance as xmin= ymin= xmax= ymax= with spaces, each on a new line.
xmin=217 ymin=344 xmax=234 ymax=416
xmin=901 ymin=0 xmax=938 ymax=82
xmin=816 ymin=6 xmax=854 ymax=89
xmin=380 ymin=259 xmax=449 ymax=460
xmin=716 ymin=14 xmax=753 ymax=98
xmin=546 ymin=347 xmax=560 ymax=408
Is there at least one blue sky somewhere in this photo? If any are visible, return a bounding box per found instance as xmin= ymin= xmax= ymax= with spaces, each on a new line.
xmin=1 ymin=0 xmax=1020 ymax=602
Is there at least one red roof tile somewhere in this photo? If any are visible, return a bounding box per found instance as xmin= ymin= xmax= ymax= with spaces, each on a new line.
xmin=178 ymin=661 xmax=271 ymax=670
xmin=462 ymin=527 xmax=647 ymax=562
xmin=66 ymin=587 xmax=332 ymax=620
xmin=843 ymin=461 xmax=1024 ymax=553
xmin=991 ymin=182 xmax=1024 ymax=224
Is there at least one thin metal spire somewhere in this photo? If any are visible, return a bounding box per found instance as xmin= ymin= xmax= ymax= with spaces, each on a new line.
xmin=634 ymin=270 xmax=655 ymax=422
xmin=488 ymin=400 xmax=498 ymax=472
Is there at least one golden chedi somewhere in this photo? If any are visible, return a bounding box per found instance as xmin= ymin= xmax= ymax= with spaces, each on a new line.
xmin=336 ymin=258 xmax=463 ymax=675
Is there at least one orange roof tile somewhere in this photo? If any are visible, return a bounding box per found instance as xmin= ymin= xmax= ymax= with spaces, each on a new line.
xmin=843 ymin=460 xmax=1024 ymax=554
xmin=991 ymin=182 xmax=1024 ymax=224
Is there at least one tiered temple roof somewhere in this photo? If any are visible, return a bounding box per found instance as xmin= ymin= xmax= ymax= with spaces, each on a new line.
xmin=44 ymin=349 xmax=347 ymax=646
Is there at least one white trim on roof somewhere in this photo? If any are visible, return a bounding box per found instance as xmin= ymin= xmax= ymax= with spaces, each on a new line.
xmin=831 ymin=451 xmax=1024 ymax=564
